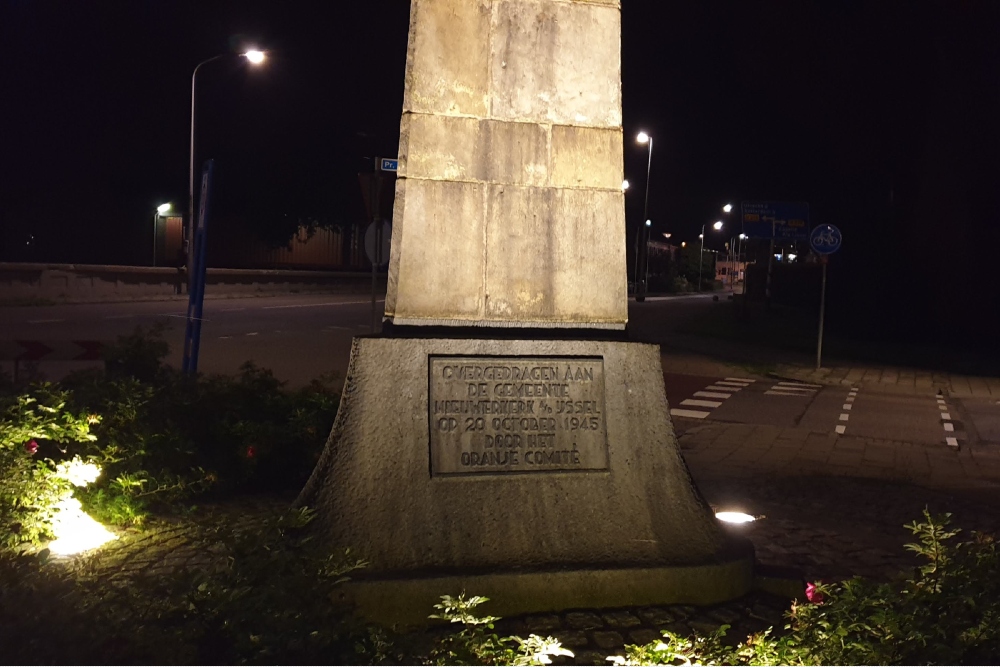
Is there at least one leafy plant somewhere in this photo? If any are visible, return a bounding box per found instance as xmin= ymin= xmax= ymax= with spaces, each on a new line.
xmin=427 ymin=593 xmax=573 ymax=666
xmin=0 ymin=388 xmax=98 ymax=547
xmin=613 ymin=509 xmax=1000 ymax=666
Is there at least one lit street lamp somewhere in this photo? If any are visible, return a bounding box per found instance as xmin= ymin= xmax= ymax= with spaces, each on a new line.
xmin=187 ymin=49 xmax=266 ymax=288
xmin=635 ymin=131 xmax=653 ymax=301
xmin=152 ymin=203 xmax=171 ymax=266
xmin=698 ymin=220 xmax=723 ymax=291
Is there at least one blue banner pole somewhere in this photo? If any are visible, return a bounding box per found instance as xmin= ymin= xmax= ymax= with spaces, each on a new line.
xmin=182 ymin=159 xmax=214 ymax=374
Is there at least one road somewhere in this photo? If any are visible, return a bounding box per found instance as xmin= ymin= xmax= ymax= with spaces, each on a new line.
xmin=2 ymin=293 xmax=997 ymax=448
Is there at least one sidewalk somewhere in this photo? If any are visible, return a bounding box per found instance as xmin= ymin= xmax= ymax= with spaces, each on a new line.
xmin=772 ymin=361 xmax=1000 ymax=399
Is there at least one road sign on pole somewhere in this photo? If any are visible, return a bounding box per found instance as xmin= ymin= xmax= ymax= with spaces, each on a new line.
xmin=809 ymin=224 xmax=842 ymax=370
xmin=379 ymin=158 xmax=398 ymax=172
xmin=182 ymin=159 xmax=214 ymax=375
xmin=741 ymin=201 xmax=810 ymax=240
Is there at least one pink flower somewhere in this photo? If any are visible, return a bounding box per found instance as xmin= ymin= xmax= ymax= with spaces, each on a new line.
xmin=246 ymin=446 xmax=256 ymax=459
xmin=805 ymin=581 xmax=824 ymax=604
xmin=24 ymin=440 xmax=38 ymax=455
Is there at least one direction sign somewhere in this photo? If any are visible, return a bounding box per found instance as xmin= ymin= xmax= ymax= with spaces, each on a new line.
xmin=809 ymin=224 xmax=842 ymax=255
xmin=741 ymin=201 xmax=810 ymax=240
xmin=380 ymin=158 xmax=398 ymax=172
xmin=365 ymin=220 xmax=391 ymax=267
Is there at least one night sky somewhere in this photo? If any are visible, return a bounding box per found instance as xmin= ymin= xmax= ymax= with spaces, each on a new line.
xmin=3 ymin=1 xmax=999 ymax=348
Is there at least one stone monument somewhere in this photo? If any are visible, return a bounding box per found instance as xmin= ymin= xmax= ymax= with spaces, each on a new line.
xmin=297 ymin=0 xmax=753 ymax=626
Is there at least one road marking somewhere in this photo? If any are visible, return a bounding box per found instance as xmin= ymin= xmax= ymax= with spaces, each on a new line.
xmin=839 ymin=413 xmax=850 ymax=421
xmin=946 ymin=437 xmax=959 ymax=448
xmin=670 ymin=408 xmax=711 ymax=419
xmin=842 ymin=403 xmax=853 ymax=410
xmin=261 ymin=300 xmax=383 ymax=310
xmin=27 ymin=319 xmax=64 ymax=324
xmin=219 ymin=336 xmax=232 ymax=339
xmin=246 ymin=332 xmax=258 ymax=336
xmin=835 ymin=425 xmax=846 ymax=434
xmin=724 ymin=377 xmax=756 ymax=383
xmin=944 ymin=422 xmax=955 ymax=432
xmin=680 ymin=399 xmax=723 ymax=408
xmin=936 ymin=395 xmax=960 ymax=449
xmin=777 ymin=381 xmax=822 ymax=388
xmin=715 ymin=380 xmax=751 ymax=387
xmin=765 ymin=390 xmax=815 ymax=396
xmin=704 ymin=385 xmax=740 ymax=393
xmin=694 ymin=391 xmax=733 ymax=399
xmin=941 ymin=412 xmax=951 ymax=420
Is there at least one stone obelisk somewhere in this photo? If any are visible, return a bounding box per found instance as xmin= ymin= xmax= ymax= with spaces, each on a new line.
xmin=298 ymin=0 xmax=753 ymax=626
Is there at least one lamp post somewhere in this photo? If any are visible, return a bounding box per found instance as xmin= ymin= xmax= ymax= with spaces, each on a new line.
xmin=153 ymin=203 xmax=171 ymax=266
xmin=635 ymin=131 xmax=653 ymax=302
xmin=187 ymin=49 xmax=266 ymax=289
xmin=698 ymin=220 xmax=723 ymax=291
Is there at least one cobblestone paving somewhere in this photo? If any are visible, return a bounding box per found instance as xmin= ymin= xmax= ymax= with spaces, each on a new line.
xmin=54 ymin=467 xmax=1000 ymax=665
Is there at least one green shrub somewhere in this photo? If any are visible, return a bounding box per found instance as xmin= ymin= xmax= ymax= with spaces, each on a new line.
xmin=0 ymin=388 xmax=98 ymax=547
xmin=614 ymin=510 xmax=1000 ymax=665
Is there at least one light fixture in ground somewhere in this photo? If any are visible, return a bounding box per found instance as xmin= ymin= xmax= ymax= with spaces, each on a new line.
xmin=715 ymin=511 xmax=756 ymax=524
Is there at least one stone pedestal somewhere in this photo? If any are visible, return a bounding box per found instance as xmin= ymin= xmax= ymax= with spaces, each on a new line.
xmin=297 ymin=337 xmax=753 ymax=626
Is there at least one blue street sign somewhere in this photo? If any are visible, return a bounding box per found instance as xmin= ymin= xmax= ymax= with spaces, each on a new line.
xmin=741 ymin=201 xmax=810 ymax=240
xmin=810 ymin=224 xmax=842 ymax=255
xmin=380 ymin=158 xmax=398 ymax=172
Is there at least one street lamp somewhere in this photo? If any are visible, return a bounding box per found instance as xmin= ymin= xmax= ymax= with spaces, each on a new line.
xmin=153 ymin=203 xmax=171 ymax=267
xmin=187 ymin=49 xmax=266 ymax=288
xmin=635 ymin=131 xmax=653 ymax=301
xmin=698 ymin=220 xmax=724 ymax=291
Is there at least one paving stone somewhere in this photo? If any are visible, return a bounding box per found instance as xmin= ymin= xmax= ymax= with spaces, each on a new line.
xmin=565 ymin=611 xmax=605 ymax=630
xmin=524 ymin=613 xmax=563 ymax=632
xmin=705 ymin=606 xmax=742 ymax=625
xmin=573 ymin=649 xmax=612 ymax=666
xmin=688 ymin=619 xmax=724 ymax=635
xmin=635 ymin=607 xmax=675 ymax=627
xmin=601 ymin=610 xmax=642 ymax=629
xmin=670 ymin=605 xmax=697 ymax=619
xmin=591 ymin=630 xmax=625 ymax=650
xmin=627 ymin=628 xmax=662 ymax=647
xmin=552 ymin=629 xmax=591 ymax=648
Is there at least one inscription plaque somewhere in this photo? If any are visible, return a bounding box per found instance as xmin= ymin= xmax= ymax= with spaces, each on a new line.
xmin=429 ymin=356 xmax=609 ymax=475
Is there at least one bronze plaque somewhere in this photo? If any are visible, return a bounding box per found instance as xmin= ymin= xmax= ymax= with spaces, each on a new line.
xmin=429 ymin=356 xmax=609 ymax=476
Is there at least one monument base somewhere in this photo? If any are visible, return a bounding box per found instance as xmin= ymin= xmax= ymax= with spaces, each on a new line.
xmin=298 ymin=337 xmax=754 ymax=625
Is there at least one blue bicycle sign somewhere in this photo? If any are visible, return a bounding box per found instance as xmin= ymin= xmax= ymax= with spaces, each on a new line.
xmin=810 ymin=224 xmax=842 ymax=255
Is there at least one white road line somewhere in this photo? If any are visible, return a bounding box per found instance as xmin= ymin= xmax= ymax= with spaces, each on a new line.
xmin=670 ymin=408 xmax=710 ymax=419
xmin=694 ymin=391 xmax=732 ymax=399
xmin=680 ymin=399 xmax=723 ymax=408
xmin=261 ymin=300 xmax=382 ymax=310
xmin=941 ymin=412 xmax=951 ymax=420
xmin=944 ymin=422 xmax=955 ymax=432
xmin=946 ymin=437 xmax=959 ymax=448
xmin=777 ymin=381 xmax=822 ymax=388
xmin=846 ymin=396 xmax=855 ymax=403
xmin=765 ymin=390 xmax=814 ymax=396
xmin=704 ymin=385 xmax=739 ymax=392
xmin=769 ymin=387 xmax=815 ymax=393
xmin=724 ymin=377 xmax=756 ymax=383
xmin=839 ymin=413 xmax=850 ymax=421
xmin=246 ymin=332 xmax=258 ymax=336
xmin=219 ymin=336 xmax=232 ymax=339
xmin=843 ymin=404 xmax=853 ymax=410
xmin=835 ymin=425 xmax=846 ymax=434
xmin=27 ymin=319 xmax=64 ymax=324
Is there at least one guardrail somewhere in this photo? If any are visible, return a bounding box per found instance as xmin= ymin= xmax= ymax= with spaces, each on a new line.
xmin=0 ymin=263 xmax=386 ymax=304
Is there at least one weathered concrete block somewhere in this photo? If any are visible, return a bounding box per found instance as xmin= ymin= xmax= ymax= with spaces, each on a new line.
xmin=401 ymin=114 xmax=549 ymax=187
xmin=386 ymin=178 xmax=486 ymax=322
xmin=403 ymin=0 xmax=491 ymax=117
xmin=484 ymin=185 xmax=626 ymax=326
xmin=490 ymin=0 xmax=622 ymax=127
xmin=549 ymin=125 xmax=624 ymax=190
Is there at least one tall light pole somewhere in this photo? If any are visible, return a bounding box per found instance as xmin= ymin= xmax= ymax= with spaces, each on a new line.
xmin=699 ymin=220 xmax=724 ymax=291
xmin=187 ymin=49 xmax=266 ymax=289
xmin=635 ymin=131 xmax=653 ymax=301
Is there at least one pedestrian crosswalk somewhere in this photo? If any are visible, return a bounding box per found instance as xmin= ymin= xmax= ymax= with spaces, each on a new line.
xmin=765 ymin=381 xmax=822 ymax=397
xmin=669 ymin=377 xmax=755 ymax=419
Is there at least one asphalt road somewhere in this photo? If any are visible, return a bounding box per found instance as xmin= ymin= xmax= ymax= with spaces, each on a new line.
xmin=2 ymin=293 xmax=997 ymax=448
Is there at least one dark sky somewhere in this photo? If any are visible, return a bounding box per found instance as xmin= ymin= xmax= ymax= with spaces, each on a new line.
xmin=3 ymin=0 xmax=999 ymax=346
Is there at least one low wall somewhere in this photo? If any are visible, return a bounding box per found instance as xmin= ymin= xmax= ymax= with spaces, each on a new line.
xmin=0 ymin=263 xmax=386 ymax=304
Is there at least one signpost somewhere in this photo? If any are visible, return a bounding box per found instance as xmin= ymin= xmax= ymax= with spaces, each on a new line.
xmin=182 ymin=159 xmax=214 ymax=374
xmin=742 ymin=201 xmax=810 ymax=308
xmin=368 ymin=158 xmax=397 ymax=331
xmin=809 ymin=224 xmax=842 ymax=370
